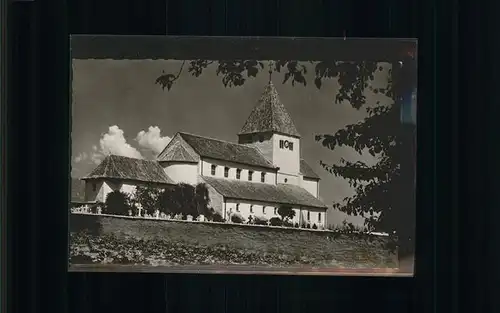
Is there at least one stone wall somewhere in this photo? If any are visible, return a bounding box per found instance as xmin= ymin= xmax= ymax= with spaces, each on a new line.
xmin=69 ymin=213 xmax=398 ymax=269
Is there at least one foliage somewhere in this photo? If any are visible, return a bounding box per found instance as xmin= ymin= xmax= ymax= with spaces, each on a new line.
xmin=269 ymin=217 xmax=282 ymax=226
xmin=159 ymin=183 xmax=211 ymax=218
xmin=253 ymin=216 xmax=269 ymax=225
xmin=211 ymin=212 xmax=226 ymax=223
xmin=104 ymin=191 xmax=131 ymax=215
xmin=134 ymin=185 xmax=163 ymax=213
xmin=230 ymin=213 xmax=245 ymax=224
xmin=156 ymin=56 xmax=416 ymax=256
xmin=277 ymin=205 xmax=296 ymax=222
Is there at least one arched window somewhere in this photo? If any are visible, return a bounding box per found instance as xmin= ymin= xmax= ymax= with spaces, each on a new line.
xmin=236 ymin=204 xmax=240 ymax=212
xmin=211 ymin=164 xmax=217 ymax=176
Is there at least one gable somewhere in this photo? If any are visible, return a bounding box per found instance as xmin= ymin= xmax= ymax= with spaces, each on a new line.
xmin=156 ymin=133 xmax=200 ymax=163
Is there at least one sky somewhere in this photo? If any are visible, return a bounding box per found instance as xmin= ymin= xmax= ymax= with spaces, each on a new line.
xmin=71 ymin=59 xmax=393 ymax=226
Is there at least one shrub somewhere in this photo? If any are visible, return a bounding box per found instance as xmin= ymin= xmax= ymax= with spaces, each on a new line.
xmin=253 ymin=216 xmax=268 ymax=225
xmin=312 ymin=224 xmax=318 ymax=229
xmin=277 ymin=205 xmax=296 ymax=222
xmin=134 ymin=185 xmax=163 ymax=213
xmin=306 ymin=224 xmax=311 ymax=229
xmin=211 ymin=212 xmax=225 ymax=223
xmin=283 ymin=220 xmax=293 ymax=227
xmin=269 ymin=217 xmax=282 ymax=226
xmin=104 ymin=191 xmax=130 ymax=215
xmin=230 ymin=213 xmax=245 ymax=224
xmin=294 ymin=223 xmax=299 ymax=228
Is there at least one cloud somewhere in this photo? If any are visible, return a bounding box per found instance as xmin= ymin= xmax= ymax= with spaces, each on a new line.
xmin=74 ymin=152 xmax=88 ymax=163
xmin=99 ymin=125 xmax=143 ymax=159
xmin=136 ymin=126 xmax=171 ymax=154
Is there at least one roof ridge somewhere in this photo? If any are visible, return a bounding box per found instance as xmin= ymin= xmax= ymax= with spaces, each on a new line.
xmin=179 ymin=131 xmax=257 ymax=149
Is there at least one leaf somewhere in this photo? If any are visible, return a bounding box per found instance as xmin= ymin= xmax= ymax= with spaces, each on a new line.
xmin=283 ymin=72 xmax=291 ymax=84
xmin=313 ymin=77 xmax=322 ymax=89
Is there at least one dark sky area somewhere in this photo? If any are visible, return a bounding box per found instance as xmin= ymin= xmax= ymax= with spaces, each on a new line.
xmin=71 ymin=59 xmax=393 ymax=226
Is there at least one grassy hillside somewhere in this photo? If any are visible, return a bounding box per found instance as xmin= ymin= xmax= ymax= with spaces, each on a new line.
xmin=69 ymin=214 xmax=397 ymax=269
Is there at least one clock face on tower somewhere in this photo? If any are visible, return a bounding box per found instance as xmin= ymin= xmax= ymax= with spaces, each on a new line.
xmin=279 ymin=139 xmax=294 ymax=151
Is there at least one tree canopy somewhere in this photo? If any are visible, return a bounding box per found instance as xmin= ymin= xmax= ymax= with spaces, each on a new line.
xmin=156 ymin=58 xmax=416 ymax=256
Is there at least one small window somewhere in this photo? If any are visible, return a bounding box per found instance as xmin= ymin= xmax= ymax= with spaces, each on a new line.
xmin=224 ymin=167 xmax=229 ymax=178
xmin=250 ymin=205 xmax=254 ymax=213
xmin=307 ymin=211 xmax=311 ymax=220
xmin=236 ymin=204 xmax=240 ymax=212
xmin=261 ymin=172 xmax=266 ymax=183
xmin=318 ymin=213 xmax=322 ymax=222
xmin=248 ymin=171 xmax=254 ymax=181
xmin=262 ymin=206 xmax=266 ymax=214
xmin=92 ymin=183 xmax=97 ymax=192
xmin=236 ymin=169 xmax=241 ymax=179
xmin=211 ymin=164 xmax=217 ymax=176
xmin=274 ymin=207 xmax=277 ymax=215
xmin=284 ymin=178 xmax=288 ymax=183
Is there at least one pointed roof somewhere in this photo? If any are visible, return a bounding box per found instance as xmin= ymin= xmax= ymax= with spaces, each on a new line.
xmin=239 ymin=81 xmax=301 ymax=138
xmin=82 ymin=155 xmax=174 ymax=185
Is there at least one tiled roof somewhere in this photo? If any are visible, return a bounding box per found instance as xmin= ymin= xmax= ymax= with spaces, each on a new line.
xmin=239 ymin=81 xmax=300 ymax=138
xmin=82 ymin=155 xmax=174 ymax=185
xmin=178 ymin=132 xmax=278 ymax=170
xmin=300 ymin=159 xmax=320 ymax=180
xmin=157 ymin=135 xmax=199 ymax=163
xmin=202 ymin=177 xmax=326 ymax=209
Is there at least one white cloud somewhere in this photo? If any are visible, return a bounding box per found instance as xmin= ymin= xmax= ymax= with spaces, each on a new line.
xmin=136 ymin=126 xmax=171 ymax=154
xmin=99 ymin=125 xmax=143 ymax=159
xmin=74 ymin=152 xmax=88 ymax=163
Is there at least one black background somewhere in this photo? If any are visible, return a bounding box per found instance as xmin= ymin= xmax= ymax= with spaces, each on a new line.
xmin=4 ymin=0 xmax=496 ymax=313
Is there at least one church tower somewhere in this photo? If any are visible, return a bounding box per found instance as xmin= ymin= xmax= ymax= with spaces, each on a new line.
xmin=238 ymin=61 xmax=301 ymax=185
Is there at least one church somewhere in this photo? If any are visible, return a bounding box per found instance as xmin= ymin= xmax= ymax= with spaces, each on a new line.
xmin=81 ymin=78 xmax=328 ymax=228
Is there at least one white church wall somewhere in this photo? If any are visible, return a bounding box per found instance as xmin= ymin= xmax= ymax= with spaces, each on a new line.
xmin=161 ymin=161 xmax=198 ymax=185
xmin=84 ymin=180 xmax=105 ymax=202
xmin=272 ymin=133 xmax=300 ymax=175
xmin=224 ymin=199 xmax=280 ymax=222
xmin=201 ymin=158 xmax=277 ymax=184
xmin=84 ymin=179 xmax=172 ymax=206
xmin=301 ymin=177 xmax=319 ymax=198
xmin=277 ymin=173 xmax=300 ymax=185
xmin=300 ymin=208 xmax=326 ymax=228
